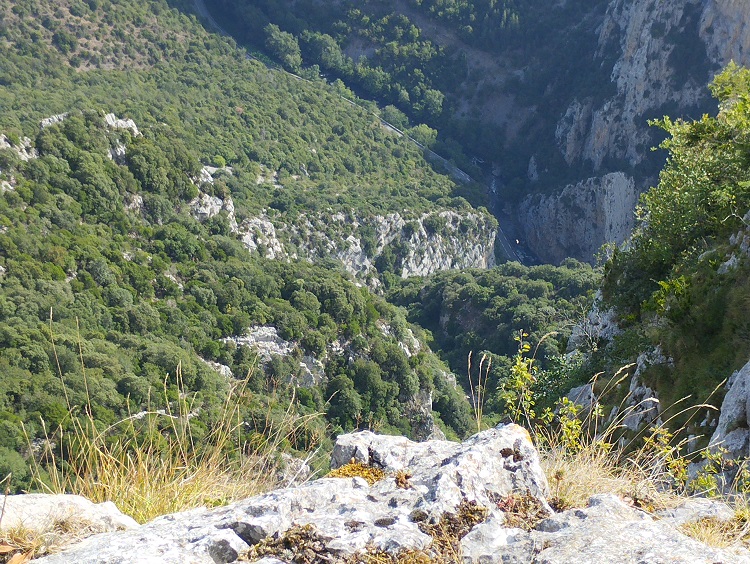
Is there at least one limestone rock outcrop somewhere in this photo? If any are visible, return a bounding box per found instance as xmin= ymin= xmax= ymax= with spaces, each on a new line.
xmin=36 ymin=425 xmax=548 ymax=563
xmin=465 ymin=494 xmax=743 ymax=564
xmin=288 ymin=210 xmax=497 ymax=281
xmin=34 ymin=426 xmax=749 ymax=563
xmin=710 ymin=357 xmax=750 ymax=459
xmin=0 ymin=494 xmax=138 ymax=533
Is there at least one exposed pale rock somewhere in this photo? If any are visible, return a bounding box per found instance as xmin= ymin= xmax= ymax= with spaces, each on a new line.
xmin=622 ymin=348 xmax=668 ymax=431
xmin=656 ymin=498 xmax=736 ymax=527
xmin=555 ymin=99 xmax=594 ymax=167
xmin=36 ymin=426 xmax=549 ymax=564
xmin=710 ymin=358 xmax=750 ymax=459
xmin=224 ymin=329 xmax=323 ymax=387
xmin=190 ymin=193 xmax=224 ymax=222
xmin=276 ymin=453 xmax=311 ymax=487
xmin=564 ymin=383 xmax=596 ymax=411
xmin=197 ymin=167 xmax=215 ymax=185
xmin=534 ymin=0 xmax=750 ymax=265
xmin=238 ymin=215 xmax=286 ymax=260
xmin=519 ymin=172 xmax=638 ymax=264
xmin=0 ymin=494 xmax=138 ymax=533
xmin=104 ymin=113 xmax=140 ymax=136
xmin=567 ymin=290 xmax=622 ymax=352
xmin=526 ymin=155 xmax=539 ymax=182
xmin=34 ymin=430 xmax=750 ymax=564
xmin=189 ymin=192 xmax=238 ymax=231
xmin=397 ymin=211 xmax=496 ymax=278
xmin=290 ymin=210 xmax=496 ymax=281
xmin=295 ymin=355 xmax=325 ymax=387
xmin=124 ymin=193 xmax=144 ymax=214
xmin=719 ymin=253 xmax=740 ymax=274
xmin=404 ymin=389 xmax=446 ymax=441
xmin=462 ymin=494 xmax=746 ymax=563
xmin=201 ymin=358 xmax=233 ymax=379
xmin=581 ymin=0 xmax=709 ymax=171
xmin=223 ymin=326 xmax=294 ymax=363
xmin=40 ymin=113 xmax=69 ymax=128
xmin=377 ymin=321 xmax=421 ymax=358
xmin=108 ymin=141 xmax=127 ymax=163
xmin=701 ymin=0 xmax=750 ymax=67
xmin=0 ymin=135 xmax=37 ymax=161
xmin=330 ymin=426 xmax=549 ymax=516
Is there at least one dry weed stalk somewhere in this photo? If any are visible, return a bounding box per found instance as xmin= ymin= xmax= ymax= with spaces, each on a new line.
xmin=26 ymin=316 xmax=323 ymax=525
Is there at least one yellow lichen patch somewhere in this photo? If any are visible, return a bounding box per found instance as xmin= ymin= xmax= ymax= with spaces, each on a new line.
xmin=327 ymin=462 xmax=386 ymax=485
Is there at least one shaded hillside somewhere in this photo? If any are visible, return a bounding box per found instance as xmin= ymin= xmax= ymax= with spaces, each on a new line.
xmin=204 ymin=0 xmax=750 ymax=264
xmin=578 ymin=63 xmax=750 ymax=441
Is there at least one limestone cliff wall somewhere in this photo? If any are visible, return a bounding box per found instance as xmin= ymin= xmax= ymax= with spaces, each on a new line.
xmin=521 ymin=0 xmax=750 ymax=263
xmin=519 ymin=172 xmax=637 ymax=264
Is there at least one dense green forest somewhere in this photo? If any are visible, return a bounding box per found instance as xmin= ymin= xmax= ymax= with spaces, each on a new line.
xmin=0 ymin=0 xmax=607 ymax=492
xmin=388 ymin=260 xmax=600 ymax=416
xmin=0 ymin=0 xmax=486 ymax=488
xmin=0 ymin=109 xmax=480 ymax=487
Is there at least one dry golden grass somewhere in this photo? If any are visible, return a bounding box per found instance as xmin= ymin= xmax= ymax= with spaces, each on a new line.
xmin=678 ymin=505 xmax=750 ymax=550
xmin=29 ymin=364 xmax=322 ymax=524
xmin=0 ymin=516 xmax=117 ymax=563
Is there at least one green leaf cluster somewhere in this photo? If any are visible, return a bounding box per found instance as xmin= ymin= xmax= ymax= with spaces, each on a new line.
xmin=601 ymin=63 xmax=750 ymax=413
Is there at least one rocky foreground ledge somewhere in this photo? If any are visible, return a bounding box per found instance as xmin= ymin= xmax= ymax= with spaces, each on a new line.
xmin=27 ymin=424 xmax=749 ymax=563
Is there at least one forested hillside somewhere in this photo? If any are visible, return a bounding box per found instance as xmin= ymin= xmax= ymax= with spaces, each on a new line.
xmin=0 ymin=0 xmax=492 ymax=487
xmin=204 ymin=0 xmax=744 ymax=267
xmin=205 ymin=0 xmax=619 ymax=189
xmin=6 ymin=0 xmax=750 ymax=513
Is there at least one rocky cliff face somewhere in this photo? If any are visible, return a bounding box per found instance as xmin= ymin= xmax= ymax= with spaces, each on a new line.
xmin=190 ymin=187 xmax=497 ymax=283
xmin=286 ymin=210 xmax=497 ymax=281
xmin=519 ymin=172 xmax=637 ymax=264
xmin=518 ymin=0 xmax=750 ymax=264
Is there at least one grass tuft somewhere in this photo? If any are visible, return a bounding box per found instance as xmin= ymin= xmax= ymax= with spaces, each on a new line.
xmin=27 ymin=363 xmax=322 ymax=525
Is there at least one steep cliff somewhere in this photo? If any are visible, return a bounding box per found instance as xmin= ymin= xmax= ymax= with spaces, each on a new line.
xmin=190 ymin=187 xmax=497 ymax=284
xmin=519 ymin=172 xmax=637 ymax=264
xmin=518 ymin=0 xmax=750 ymax=263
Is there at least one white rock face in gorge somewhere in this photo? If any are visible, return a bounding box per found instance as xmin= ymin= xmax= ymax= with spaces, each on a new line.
xmin=519 ymin=172 xmax=637 ymax=264
xmin=521 ymin=0 xmax=750 ymax=263
xmin=582 ymin=0 xmax=708 ymax=170
xmin=701 ymin=0 xmax=750 ymax=64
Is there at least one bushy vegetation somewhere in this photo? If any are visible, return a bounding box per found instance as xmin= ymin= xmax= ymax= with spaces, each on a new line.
xmin=206 ymin=0 xmax=618 ymax=191
xmin=600 ymin=63 xmax=750 ymax=417
xmin=0 ymin=0 xmax=490 ymax=492
xmin=388 ymin=260 xmax=600 ymax=420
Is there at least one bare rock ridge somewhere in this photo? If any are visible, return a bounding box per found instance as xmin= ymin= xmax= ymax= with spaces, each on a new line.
xmin=188 ymin=177 xmax=497 ymax=283
xmin=35 ymin=426 xmax=748 ymax=563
